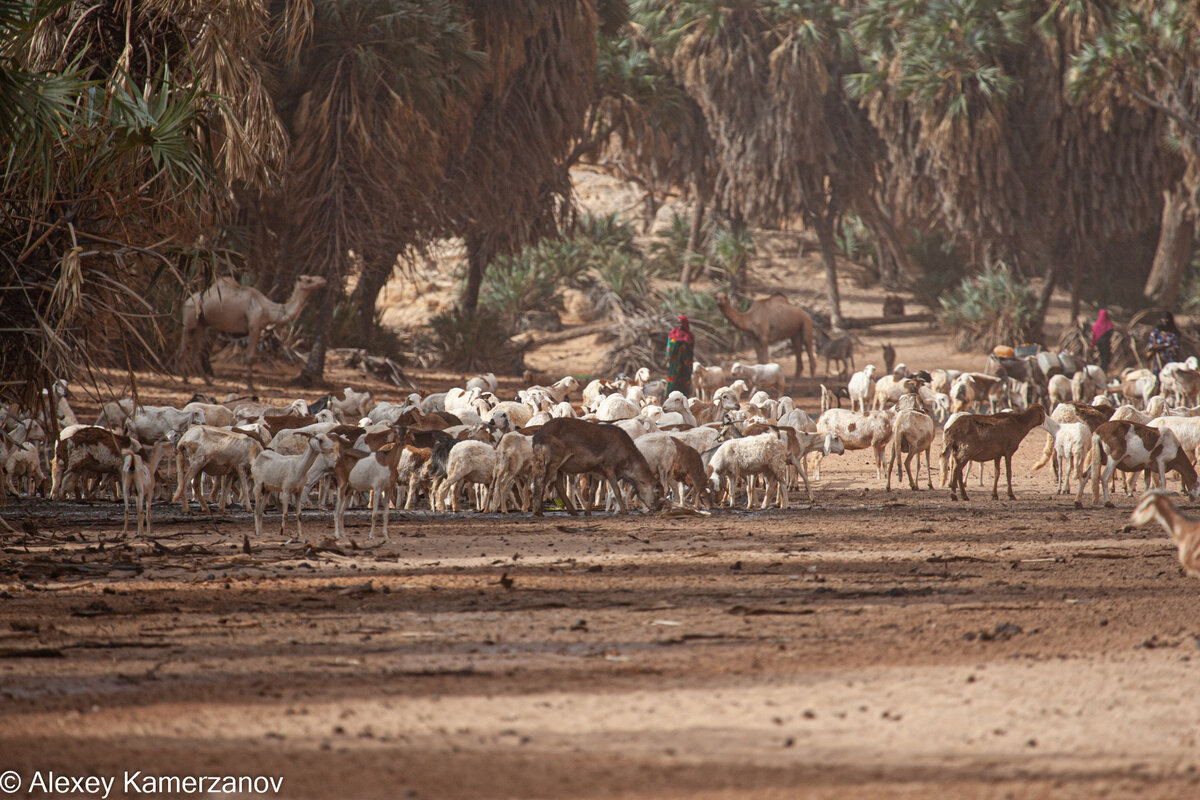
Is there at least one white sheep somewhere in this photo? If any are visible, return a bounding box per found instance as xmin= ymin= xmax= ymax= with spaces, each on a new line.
xmin=886 ymin=409 xmax=935 ymax=491
xmin=1042 ymin=418 xmax=1092 ymax=506
xmin=119 ymin=441 xmax=173 ymax=536
xmin=125 ymin=405 xmax=206 ymax=443
xmin=5 ymin=441 xmax=46 ymax=497
xmin=691 ymin=361 xmax=725 ymax=401
xmin=847 ymin=365 xmax=877 ymax=414
xmin=1047 ymin=374 xmax=1073 ymax=408
xmin=816 ymin=408 xmax=894 ymax=480
xmin=729 ymin=362 xmax=786 ymax=398
xmin=436 ymin=440 xmax=497 ymax=513
xmin=251 ymin=432 xmax=337 ymax=538
xmin=708 ymin=433 xmax=790 ymax=510
xmin=596 ymin=393 xmax=640 ymax=421
xmin=488 ymin=433 xmax=534 ymax=513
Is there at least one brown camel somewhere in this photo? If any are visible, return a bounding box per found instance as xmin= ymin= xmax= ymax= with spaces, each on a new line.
xmin=715 ymin=292 xmax=817 ymax=378
xmin=178 ymin=274 xmax=327 ymax=389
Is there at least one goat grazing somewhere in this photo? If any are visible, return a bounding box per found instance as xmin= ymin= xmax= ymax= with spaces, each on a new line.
xmin=531 ymin=418 xmax=661 ymax=516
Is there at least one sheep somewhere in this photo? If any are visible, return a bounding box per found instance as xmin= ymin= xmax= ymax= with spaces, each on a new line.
xmin=691 ymin=361 xmax=725 ymax=401
xmin=581 ymin=378 xmax=623 ymax=409
xmin=328 ymin=386 xmax=374 ymax=424
xmin=124 ymin=405 xmax=206 ymax=443
xmin=708 ymin=433 xmax=790 ymax=510
xmin=847 ymin=365 xmax=877 ymax=414
xmin=488 ymin=432 xmax=534 ymax=513
xmin=251 ymin=432 xmax=337 ymax=538
xmin=466 ymin=373 xmax=499 ymax=394
xmin=1091 ymin=421 xmax=1199 ymax=507
xmin=816 ymin=408 xmax=894 ymax=480
xmin=1047 ymin=374 xmax=1073 ymax=408
xmin=1128 ymin=493 xmax=1200 ymax=580
xmin=886 ymin=409 xmax=935 ymax=491
xmin=943 ymin=405 xmax=1046 ymax=501
xmin=528 ymin=376 xmax=581 ymax=404
xmin=596 ymin=393 xmax=640 ymax=421
xmin=1147 ymin=415 xmax=1200 ymax=465
xmin=729 ymin=362 xmax=786 ymax=398
xmin=182 ymin=401 xmax=235 ymax=429
xmin=51 ymin=425 xmax=137 ymax=500
xmin=173 ymin=425 xmax=264 ymax=514
xmin=5 ymin=442 xmax=47 ymax=497
xmin=1034 ymin=416 xmax=1092 ymax=507
xmin=1070 ymin=366 xmax=1106 ymax=403
xmin=330 ymin=433 xmax=408 ymax=538
xmin=484 ymin=401 xmax=536 ymax=428
xmin=872 ymin=371 xmax=916 ymax=410
xmin=531 ymin=418 xmax=661 ymax=516
xmin=119 ymin=441 xmax=173 ymax=536
xmin=435 ymin=440 xmax=497 ymax=513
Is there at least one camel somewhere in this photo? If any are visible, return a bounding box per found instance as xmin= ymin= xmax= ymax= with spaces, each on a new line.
xmin=178 ymin=274 xmax=326 ymax=389
xmin=715 ymin=292 xmax=818 ymax=378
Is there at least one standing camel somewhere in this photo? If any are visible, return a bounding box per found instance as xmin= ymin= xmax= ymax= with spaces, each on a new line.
xmin=178 ymin=274 xmax=326 ymax=389
xmin=715 ymin=292 xmax=817 ymax=378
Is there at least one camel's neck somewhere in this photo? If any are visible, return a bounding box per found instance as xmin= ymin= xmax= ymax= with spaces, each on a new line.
xmin=719 ymin=300 xmax=751 ymax=331
xmin=280 ymin=284 xmax=318 ymax=323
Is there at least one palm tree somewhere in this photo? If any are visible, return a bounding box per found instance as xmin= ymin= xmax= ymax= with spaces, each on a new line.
xmin=265 ymin=0 xmax=484 ymax=385
xmin=850 ymin=0 xmax=1173 ymax=333
xmin=0 ymin=0 xmax=284 ymax=410
xmin=1069 ymin=1 xmax=1200 ymax=309
xmin=635 ymin=0 xmax=883 ymax=328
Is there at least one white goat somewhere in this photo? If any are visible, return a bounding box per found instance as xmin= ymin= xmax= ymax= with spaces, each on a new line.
xmin=708 ymin=433 xmax=790 ymax=510
xmin=847 ymin=365 xmax=877 ymax=414
xmin=729 ymin=362 xmax=786 ymax=398
xmin=251 ymin=432 xmax=337 ymax=538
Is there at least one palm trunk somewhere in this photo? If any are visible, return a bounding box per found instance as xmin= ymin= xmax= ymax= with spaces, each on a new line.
xmin=1030 ymin=259 xmax=1059 ymax=344
xmin=813 ymin=215 xmax=844 ymax=328
xmin=299 ymin=283 xmax=335 ymax=387
xmin=1144 ymin=186 xmax=1194 ymax=310
xmin=681 ymin=190 xmax=708 ymax=289
xmin=462 ymin=235 xmax=489 ymax=316
xmin=355 ymin=260 xmax=390 ymax=348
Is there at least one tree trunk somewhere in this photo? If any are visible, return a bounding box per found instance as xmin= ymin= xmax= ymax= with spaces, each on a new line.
xmin=354 ymin=260 xmax=390 ymax=348
xmin=462 ymin=235 xmax=490 ymax=316
xmin=1144 ymin=186 xmax=1195 ymax=310
xmin=1029 ymin=259 xmax=1059 ymax=345
xmin=1070 ymin=258 xmax=1083 ymax=323
xmin=681 ymin=191 xmax=708 ymax=289
xmin=813 ymin=215 xmax=844 ymax=329
xmin=299 ymin=280 xmax=335 ymax=387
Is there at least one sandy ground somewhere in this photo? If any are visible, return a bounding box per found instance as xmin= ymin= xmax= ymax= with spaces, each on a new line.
xmin=3 ymin=167 xmax=1194 ymax=798
xmin=5 ymin=401 xmax=1200 ymax=799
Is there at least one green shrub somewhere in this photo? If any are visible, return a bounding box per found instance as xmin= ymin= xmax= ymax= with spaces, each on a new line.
xmin=908 ymin=229 xmax=970 ymax=311
xmin=938 ymin=264 xmax=1037 ymax=351
xmin=836 ymin=213 xmax=876 ymax=265
xmin=429 ymin=304 xmax=526 ymax=372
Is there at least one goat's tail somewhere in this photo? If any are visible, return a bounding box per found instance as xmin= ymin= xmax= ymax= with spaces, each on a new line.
xmin=1031 ymin=432 xmax=1055 ymax=471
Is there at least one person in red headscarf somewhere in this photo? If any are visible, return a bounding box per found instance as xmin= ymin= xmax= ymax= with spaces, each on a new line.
xmin=666 ymin=314 xmax=694 ymax=396
xmin=1091 ymin=308 xmax=1113 ymax=372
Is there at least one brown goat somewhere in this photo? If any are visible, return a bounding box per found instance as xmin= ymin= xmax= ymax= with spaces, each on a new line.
xmin=944 ymin=405 xmax=1045 ymax=501
xmin=531 ymin=418 xmax=661 ymax=516
xmin=1129 ymin=493 xmax=1200 ymax=579
xmin=51 ymin=426 xmax=135 ymax=500
xmin=669 ymin=438 xmax=711 ymax=510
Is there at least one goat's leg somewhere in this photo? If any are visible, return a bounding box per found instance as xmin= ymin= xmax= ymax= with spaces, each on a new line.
xmin=905 ymin=452 xmax=918 ymax=490
xmin=924 ymin=447 xmax=934 ymax=490
xmin=1004 ymin=454 xmax=1015 ymax=499
xmin=886 ymin=443 xmax=898 ymax=492
xmin=951 ymin=458 xmax=967 ymax=501
xmin=555 ymin=473 xmax=578 ymax=515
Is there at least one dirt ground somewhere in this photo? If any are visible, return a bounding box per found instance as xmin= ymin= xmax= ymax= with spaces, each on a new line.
xmin=4 ymin=167 xmax=1198 ymax=798
xmin=5 ymin=397 xmax=1200 ymax=799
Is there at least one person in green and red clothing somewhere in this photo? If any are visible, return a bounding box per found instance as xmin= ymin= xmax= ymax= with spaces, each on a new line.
xmin=666 ymin=314 xmax=694 ymax=396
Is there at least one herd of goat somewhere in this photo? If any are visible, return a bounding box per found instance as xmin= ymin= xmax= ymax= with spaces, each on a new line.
xmin=4 ymin=349 xmax=1200 ymax=578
